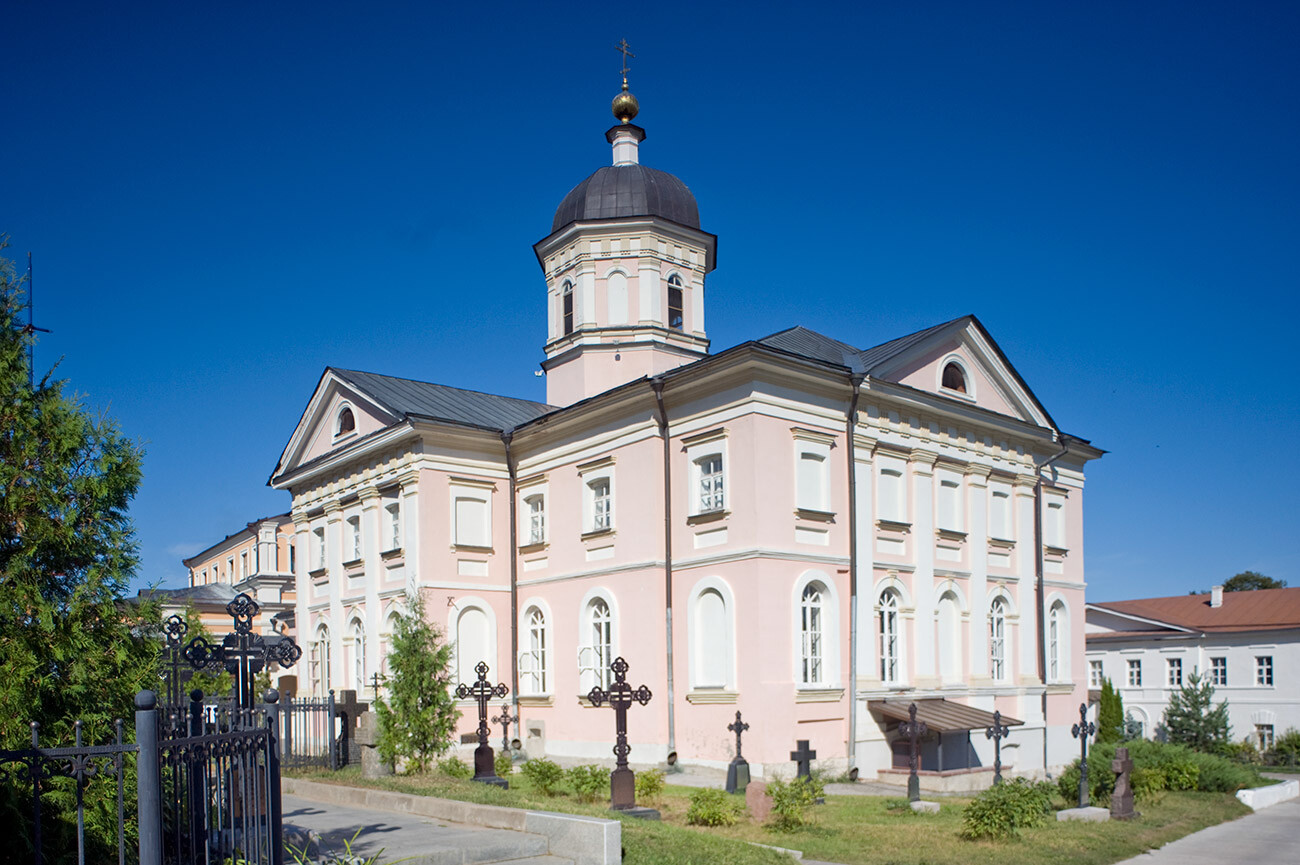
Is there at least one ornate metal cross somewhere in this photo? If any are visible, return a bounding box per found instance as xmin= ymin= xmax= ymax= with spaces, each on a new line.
xmin=985 ymin=710 xmax=1011 ymax=785
xmin=615 ymin=39 xmax=636 ymax=83
xmin=588 ymin=656 xmax=652 ymax=810
xmin=491 ymin=702 xmax=519 ymax=754
xmin=789 ymin=739 xmax=817 ymax=779
xmin=898 ymin=702 xmax=928 ymax=802
xmin=182 ymin=593 xmax=302 ymax=710
xmin=456 ymin=661 xmax=510 ymax=786
xmin=726 ymin=711 xmax=751 ymax=794
xmin=370 ymin=671 xmax=386 ymax=700
xmin=728 ymin=711 xmax=749 ymax=759
xmin=160 ymin=614 xmax=189 ymax=707
xmin=1071 ymin=702 xmax=1097 ymax=807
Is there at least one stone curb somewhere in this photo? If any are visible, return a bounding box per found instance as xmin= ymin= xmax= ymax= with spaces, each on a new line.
xmin=1235 ymin=779 xmax=1299 ymax=811
xmin=283 ymin=778 xmax=621 ymax=865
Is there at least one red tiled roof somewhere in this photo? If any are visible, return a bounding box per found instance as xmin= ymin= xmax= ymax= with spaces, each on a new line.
xmin=1091 ymin=587 xmax=1300 ymax=634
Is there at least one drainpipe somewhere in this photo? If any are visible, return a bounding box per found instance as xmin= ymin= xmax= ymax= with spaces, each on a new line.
xmin=1035 ymin=433 xmax=1070 ymax=772
xmin=651 ymin=377 xmax=677 ymax=766
xmin=502 ymin=431 xmax=520 ymax=717
xmin=845 ymin=373 xmax=864 ymax=774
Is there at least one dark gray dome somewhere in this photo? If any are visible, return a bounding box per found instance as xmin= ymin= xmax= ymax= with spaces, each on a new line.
xmin=552 ymin=165 xmax=700 ymax=233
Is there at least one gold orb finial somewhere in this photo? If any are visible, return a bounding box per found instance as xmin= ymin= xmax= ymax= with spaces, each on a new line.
xmin=612 ymin=85 xmax=639 ymax=124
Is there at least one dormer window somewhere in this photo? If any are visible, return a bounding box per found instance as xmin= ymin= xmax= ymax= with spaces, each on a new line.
xmin=941 ymin=362 xmax=967 ymax=393
xmin=667 ymin=275 xmax=684 ymax=330
xmin=336 ymin=407 xmax=356 ymax=436
xmin=562 ymin=280 xmax=574 ymax=335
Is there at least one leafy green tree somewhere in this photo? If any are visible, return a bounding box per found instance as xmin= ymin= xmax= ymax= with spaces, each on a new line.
xmin=1096 ymin=678 xmax=1125 ymax=744
xmin=1164 ymin=670 xmax=1231 ymax=752
xmin=1222 ymin=571 xmax=1286 ymax=592
xmin=375 ymin=591 xmax=459 ymax=772
xmin=0 ymin=238 xmax=159 ymax=857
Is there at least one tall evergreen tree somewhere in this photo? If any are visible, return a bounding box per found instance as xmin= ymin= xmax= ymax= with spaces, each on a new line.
xmin=0 ymin=239 xmax=159 ymax=855
xmin=1096 ymin=678 xmax=1125 ymax=743
xmin=375 ymin=590 xmax=459 ymax=772
xmin=1164 ymin=670 xmax=1231 ymax=752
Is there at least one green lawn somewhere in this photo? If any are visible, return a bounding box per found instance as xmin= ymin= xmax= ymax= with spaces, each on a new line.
xmin=287 ymin=768 xmax=1252 ymax=865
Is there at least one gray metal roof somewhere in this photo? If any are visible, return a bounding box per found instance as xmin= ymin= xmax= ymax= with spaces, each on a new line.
xmin=134 ymin=583 xmax=239 ymax=605
xmin=332 ymin=368 xmax=555 ymax=432
xmin=552 ymin=165 xmax=700 ymax=232
xmin=758 ymin=316 xmax=970 ymax=375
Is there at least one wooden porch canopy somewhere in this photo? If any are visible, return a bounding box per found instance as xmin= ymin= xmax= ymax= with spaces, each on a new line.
xmin=869 ymin=698 xmax=1023 ymax=733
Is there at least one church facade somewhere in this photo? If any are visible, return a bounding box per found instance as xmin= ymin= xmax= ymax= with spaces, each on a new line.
xmin=268 ymin=88 xmax=1103 ymax=782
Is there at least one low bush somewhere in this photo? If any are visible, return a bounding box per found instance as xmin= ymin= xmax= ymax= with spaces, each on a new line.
xmin=567 ymin=764 xmax=611 ymax=804
xmin=520 ymin=757 xmax=565 ymax=795
xmin=436 ymin=755 xmax=472 ymax=779
xmin=960 ymin=778 xmax=1054 ymax=840
xmin=635 ymin=768 xmax=665 ymax=806
xmin=1131 ymin=766 xmax=1167 ymax=802
xmin=1057 ymin=739 xmax=1257 ymax=805
xmin=686 ymin=786 xmax=740 ymax=827
xmin=494 ymin=749 xmax=514 ymax=778
xmin=766 ymin=775 xmax=823 ymax=830
xmin=1267 ymin=728 xmax=1300 ymax=767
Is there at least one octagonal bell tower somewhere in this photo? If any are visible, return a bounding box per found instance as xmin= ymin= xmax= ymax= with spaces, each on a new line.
xmin=534 ymin=81 xmax=717 ymax=407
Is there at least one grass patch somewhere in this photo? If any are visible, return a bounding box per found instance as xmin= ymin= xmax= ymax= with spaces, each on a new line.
xmin=288 ymin=768 xmax=1251 ymax=865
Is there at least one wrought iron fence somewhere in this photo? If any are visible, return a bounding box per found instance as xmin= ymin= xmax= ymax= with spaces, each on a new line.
xmin=280 ymin=693 xmax=339 ymax=771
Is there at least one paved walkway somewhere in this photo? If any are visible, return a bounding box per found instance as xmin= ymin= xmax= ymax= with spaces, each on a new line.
xmin=1112 ymin=797 xmax=1300 ymax=865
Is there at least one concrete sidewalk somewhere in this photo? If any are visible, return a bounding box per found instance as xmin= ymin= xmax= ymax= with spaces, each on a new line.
xmin=282 ymin=793 xmax=567 ymax=864
xmin=1112 ymin=798 xmax=1300 ymax=865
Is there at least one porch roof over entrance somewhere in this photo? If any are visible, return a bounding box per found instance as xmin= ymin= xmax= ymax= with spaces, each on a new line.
xmin=868 ymin=698 xmax=1023 ymax=733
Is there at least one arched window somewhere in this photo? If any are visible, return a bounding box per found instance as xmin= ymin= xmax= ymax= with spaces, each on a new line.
xmin=667 ymin=275 xmax=684 ymax=330
xmin=522 ymin=605 xmax=549 ymax=695
xmin=580 ymin=597 xmax=614 ymax=691
xmin=455 ymin=605 xmax=491 ymax=686
xmin=1048 ymin=601 xmax=1066 ymax=682
xmin=607 ymin=271 xmax=628 ymax=325
xmin=562 ymin=280 xmax=574 ymax=335
xmin=989 ymin=598 xmax=1007 ymax=681
xmin=693 ymin=586 xmax=731 ymax=688
xmin=799 ymin=583 xmax=825 ymax=685
xmin=941 ymin=362 xmax=967 ymax=394
xmin=349 ymin=619 xmax=367 ymax=693
xmin=937 ymin=592 xmax=961 ymax=683
xmin=336 ymin=407 xmax=355 ymax=435
xmin=879 ymin=590 xmax=900 ymax=684
xmin=313 ymin=623 xmax=331 ymax=696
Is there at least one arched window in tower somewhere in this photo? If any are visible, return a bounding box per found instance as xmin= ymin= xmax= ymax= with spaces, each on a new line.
xmin=800 ymin=582 xmax=825 ymax=685
xmin=667 ymin=275 xmax=684 ymax=330
xmin=879 ymin=590 xmax=900 ymax=684
xmin=562 ymin=280 xmax=575 ymax=335
xmin=942 ymin=362 xmax=967 ymax=393
xmin=336 ymin=407 xmax=355 ymax=436
xmin=989 ymin=598 xmax=1007 ymax=681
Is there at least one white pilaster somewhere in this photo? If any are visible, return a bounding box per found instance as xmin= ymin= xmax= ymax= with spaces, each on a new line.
xmin=360 ymin=486 xmax=382 ymax=688
xmin=325 ymin=500 xmax=344 ymax=692
xmin=579 ymin=267 xmax=597 ymax=327
xmin=400 ymin=471 xmax=420 ymax=592
xmin=910 ymin=450 xmax=937 ymax=681
xmin=966 ymin=464 xmax=991 ymax=678
xmin=1014 ymin=474 xmax=1039 ymax=680
xmin=854 ymin=437 xmax=875 ymax=680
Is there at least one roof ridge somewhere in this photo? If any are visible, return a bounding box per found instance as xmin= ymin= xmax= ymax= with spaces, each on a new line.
xmin=333 ymin=367 xmax=555 ymax=409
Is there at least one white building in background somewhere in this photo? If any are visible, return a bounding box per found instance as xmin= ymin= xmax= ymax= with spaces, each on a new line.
xmin=1086 ymin=586 xmax=1300 ymax=749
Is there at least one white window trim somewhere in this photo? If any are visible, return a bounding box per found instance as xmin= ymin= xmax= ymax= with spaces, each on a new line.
xmin=447 ymin=596 xmax=499 ymax=690
xmin=1089 ymin=659 xmax=1104 ymax=688
xmin=1044 ymin=493 xmax=1067 ymax=550
xmin=518 ymin=597 xmax=554 ymax=697
xmin=1255 ymin=655 xmax=1275 ymax=688
xmin=936 ymin=469 xmax=965 ymax=534
xmin=792 ymin=570 xmax=840 ymax=689
xmin=345 ymin=513 xmax=363 ymax=562
xmin=936 ymin=353 xmax=977 ymax=401
xmin=1045 ymin=594 xmax=1069 ymax=684
xmin=334 ymin=401 xmax=358 ymax=439
xmin=1127 ymin=658 xmax=1143 ymax=687
xmin=687 ymin=576 xmax=737 ymax=692
xmin=313 ymin=620 xmax=332 ymax=697
xmin=1167 ymin=656 xmax=1184 ymax=687
xmin=793 ymin=434 xmax=833 ymax=514
xmin=577 ymin=587 xmax=619 ymax=694
xmin=578 ymin=461 xmax=615 ymax=534
xmin=988 ymin=590 xmax=1016 ymax=683
xmin=876 ymin=455 xmax=909 ymax=525
xmin=449 ymin=479 xmax=494 ymax=549
xmin=347 ymin=617 xmax=367 ymax=692
xmin=989 ymin=482 xmax=1014 ymax=542
xmin=684 ymin=431 xmax=728 ymax=516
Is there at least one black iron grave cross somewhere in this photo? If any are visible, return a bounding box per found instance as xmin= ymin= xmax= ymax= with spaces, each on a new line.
xmin=588 ymin=656 xmax=652 ymax=811
xmin=183 ymin=593 xmax=302 ymax=711
xmin=161 ymin=614 xmax=189 ymax=708
xmin=456 ymin=661 xmax=510 ymax=787
xmin=725 ymin=711 xmax=751 ymax=794
xmin=1071 ymin=702 xmax=1097 ymax=808
xmin=985 ymin=710 xmax=1011 ymax=785
xmin=491 ymin=702 xmax=519 ymax=754
xmin=790 ymin=739 xmax=817 ymax=779
xmin=898 ymin=702 xmax=928 ymax=802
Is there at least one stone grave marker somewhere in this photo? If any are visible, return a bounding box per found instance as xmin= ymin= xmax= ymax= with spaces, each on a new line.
xmin=1111 ymin=746 xmax=1137 ymax=820
xmin=355 ymin=711 xmax=391 ymax=778
xmin=745 ymin=780 xmax=773 ymax=824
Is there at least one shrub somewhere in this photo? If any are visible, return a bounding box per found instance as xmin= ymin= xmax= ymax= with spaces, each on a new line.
xmin=1057 ymin=738 xmax=1257 ymax=804
xmin=567 ymin=764 xmax=610 ymax=804
xmin=686 ymin=786 xmax=740 ymax=827
xmin=635 ymin=768 xmax=665 ymax=806
xmin=1269 ymin=728 xmax=1300 ymax=767
xmin=766 ymin=775 xmax=823 ymax=830
xmin=494 ymin=748 xmax=514 ymax=778
xmin=1130 ymin=766 xmax=1166 ymax=801
xmin=520 ymin=758 xmax=565 ymax=796
xmin=960 ymin=778 xmax=1053 ymax=840
xmin=436 ymin=755 xmax=472 ymax=779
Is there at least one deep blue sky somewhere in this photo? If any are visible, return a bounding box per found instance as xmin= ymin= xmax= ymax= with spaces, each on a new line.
xmin=6 ymin=1 xmax=1297 ymax=601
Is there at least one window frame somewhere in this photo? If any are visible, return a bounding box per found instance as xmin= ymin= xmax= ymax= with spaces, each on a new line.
xmin=666 ymin=273 xmax=684 ymax=330
xmin=794 ymin=435 xmax=833 ymax=515
xmin=1127 ymin=658 xmax=1143 ymax=687
xmin=1255 ymin=655 xmax=1273 ymax=687
xmin=335 ymin=405 xmax=356 ymax=437
xmin=989 ymin=597 xmax=1008 ymax=682
xmin=1167 ymin=657 xmax=1183 ymax=687
xmin=688 ymin=577 xmax=736 ymax=692
xmin=876 ymin=456 xmax=908 ymax=524
xmin=936 ymin=469 xmax=964 ymax=533
xmin=519 ymin=601 xmax=552 ymax=697
xmin=577 ymin=589 xmax=617 ymax=694
xmin=345 ymin=514 xmax=362 ymax=563
xmin=450 ymin=480 xmax=494 ymax=549
xmin=793 ymin=571 xmax=840 ymax=689
xmin=561 ymin=279 xmax=575 ymax=336
xmin=1210 ymin=656 xmax=1227 ymax=686
xmin=1089 ymin=659 xmax=1103 ymax=688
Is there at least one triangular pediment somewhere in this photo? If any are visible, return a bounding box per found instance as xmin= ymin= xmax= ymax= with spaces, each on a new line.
xmin=271 ymin=369 xmax=403 ymax=482
xmin=867 ymin=317 xmax=1054 ymax=428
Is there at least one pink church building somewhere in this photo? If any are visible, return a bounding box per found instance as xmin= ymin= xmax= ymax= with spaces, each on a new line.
xmin=268 ymin=87 xmax=1103 ymax=784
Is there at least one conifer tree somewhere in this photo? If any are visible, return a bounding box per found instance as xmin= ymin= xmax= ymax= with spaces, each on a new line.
xmin=375 ymin=590 xmax=459 ymax=772
xmin=1096 ymin=678 xmax=1125 ymax=743
xmin=1164 ymin=670 xmax=1231 ymax=752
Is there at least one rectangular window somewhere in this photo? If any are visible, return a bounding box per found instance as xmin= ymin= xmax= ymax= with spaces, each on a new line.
xmin=455 ymin=496 xmax=490 ymax=547
xmin=1044 ymin=497 xmax=1066 ymax=548
xmin=526 ymin=494 xmax=546 ymax=545
xmin=288 ymin=543 xmax=296 ymax=574
xmin=226 ymin=556 xmax=235 ymax=579
xmin=239 ymin=551 xmax=248 ymax=579
xmin=1211 ymin=656 xmax=1227 ymax=686
xmin=937 ymin=475 xmax=963 ymax=532
xmin=1256 ymin=656 xmax=1273 ymax=686
xmin=1257 ymin=724 xmax=1275 ymax=752
xmin=313 ymin=527 xmax=326 ymax=571
xmin=697 ymin=455 xmax=724 ymax=512
xmin=346 ymin=515 xmax=362 ymax=561
xmin=794 ymin=442 xmax=831 ymax=513
xmin=1127 ymin=658 xmax=1142 ymax=687
xmin=989 ymin=486 xmax=1012 ymax=540
xmin=590 ymin=479 xmax=611 ymax=532
xmin=1089 ymin=659 xmax=1103 ymax=688
xmin=877 ymin=458 xmax=907 ymax=523
xmin=1167 ymin=657 xmax=1183 ymax=687
xmin=385 ymin=502 xmax=401 ymax=551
